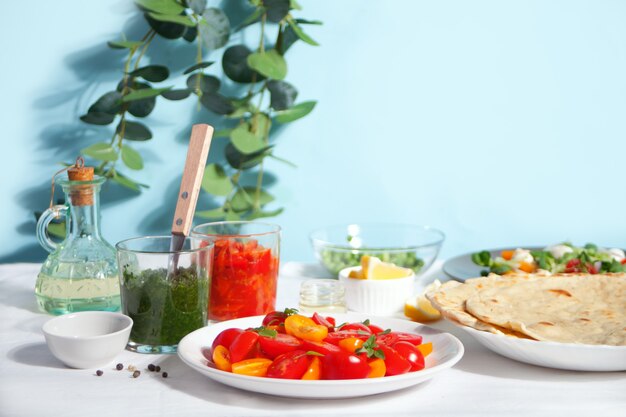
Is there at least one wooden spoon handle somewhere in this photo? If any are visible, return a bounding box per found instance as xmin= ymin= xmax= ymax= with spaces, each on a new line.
xmin=171 ymin=124 xmax=214 ymax=236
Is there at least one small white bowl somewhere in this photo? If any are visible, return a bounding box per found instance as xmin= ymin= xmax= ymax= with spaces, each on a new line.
xmin=338 ymin=266 xmax=415 ymax=316
xmin=42 ymin=311 xmax=133 ymax=369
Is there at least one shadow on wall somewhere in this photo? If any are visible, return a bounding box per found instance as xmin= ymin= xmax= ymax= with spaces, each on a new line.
xmin=6 ymin=1 xmax=286 ymax=263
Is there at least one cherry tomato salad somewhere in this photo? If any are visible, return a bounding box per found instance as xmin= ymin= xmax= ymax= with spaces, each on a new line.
xmin=205 ymin=309 xmax=433 ymax=380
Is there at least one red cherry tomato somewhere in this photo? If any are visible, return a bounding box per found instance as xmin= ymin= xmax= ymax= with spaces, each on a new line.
xmin=565 ymin=258 xmax=581 ymax=273
xmin=301 ymin=339 xmax=342 ymax=355
xmin=340 ymin=323 xmax=372 ymax=334
xmin=211 ymin=328 xmax=244 ymax=353
xmin=393 ymin=341 xmax=425 ymax=371
xmin=324 ymin=330 xmax=370 ymax=345
xmin=378 ymin=345 xmax=411 ymax=376
xmin=229 ymin=331 xmax=259 ymax=363
xmin=312 ymin=312 xmax=335 ymax=330
xmin=258 ymin=333 xmax=302 ymax=359
xmin=266 ymin=350 xmax=310 ymax=379
xmin=367 ymin=324 xmax=385 ymax=334
xmin=377 ymin=332 xmax=423 ymax=347
xmin=321 ymin=351 xmax=370 ymax=380
xmin=262 ymin=311 xmax=288 ymax=327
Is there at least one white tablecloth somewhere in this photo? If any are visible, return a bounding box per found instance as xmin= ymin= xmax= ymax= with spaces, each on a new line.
xmin=0 ymin=262 xmax=624 ymax=417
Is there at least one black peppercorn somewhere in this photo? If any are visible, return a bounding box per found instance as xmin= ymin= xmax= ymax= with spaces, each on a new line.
xmin=148 ymin=364 xmax=156 ymax=372
xmin=132 ymin=370 xmax=141 ymax=378
xmin=155 ymin=366 xmax=161 ymax=372
xmin=116 ymin=363 xmax=123 ymax=371
xmin=162 ymin=372 xmax=168 ymax=378
xmin=96 ymin=370 xmax=103 ymax=376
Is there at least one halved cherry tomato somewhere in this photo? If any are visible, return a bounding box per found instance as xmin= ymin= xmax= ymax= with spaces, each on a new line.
xmin=231 ymin=358 xmax=272 ymax=377
xmin=501 ymin=250 xmax=515 ymax=261
xmin=586 ymin=263 xmax=598 ymax=274
xmin=367 ymin=324 xmax=385 ymax=334
xmin=301 ymin=339 xmax=342 ymax=355
xmin=229 ymin=331 xmax=260 ymax=363
xmin=321 ymin=351 xmax=370 ymax=380
xmin=212 ymin=345 xmax=232 ymax=372
xmin=367 ymin=358 xmax=386 ymax=378
xmin=416 ymin=342 xmax=433 ymax=357
xmin=211 ymin=328 xmax=243 ymax=353
xmin=266 ymin=350 xmax=310 ymax=379
xmin=324 ymin=330 xmax=370 ymax=345
xmin=378 ymin=345 xmax=411 ymax=376
xmin=258 ymin=333 xmax=302 ymax=359
xmin=378 ymin=332 xmax=423 ymax=347
xmin=312 ymin=312 xmax=335 ymax=330
xmin=262 ymin=311 xmax=289 ymax=327
xmin=301 ymin=356 xmax=321 ymax=380
xmin=393 ymin=341 xmax=425 ymax=371
xmin=284 ymin=314 xmax=328 ymax=342
xmin=565 ymin=258 xmax=581 ymax=273
xmin=338 ymin=337 xmax=365 ymax=353
xmin=621 ymin=259 xmax=626 ymax=265
xmin=340 ymin=322 xmax=372 ymax=334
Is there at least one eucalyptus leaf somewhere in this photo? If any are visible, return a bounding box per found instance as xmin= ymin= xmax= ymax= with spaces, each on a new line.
xmin=295 ymin=18 xmax=323 ymax=25
xmin=135 ymin=0 xmax=185 ymax=15
xmin=199 ymin=8 xmax=230 ymax=50
xmin=247 ymin=49 xmax=287 ymax=80
xmin=128 ymin=97 xmax=156 ymax=117
xmin=187 ymin=0 xmax=206 ymax=14
xmin=267 ymin=80 xmax=297 ymax=110
xmin=289 ymin=0 xmax=302 ymax=10
xmin=145 ymin=13 xmax=186 ymax=39
xmin=186 ymin=73 xmax=220 ymax=93
xmin=200 ymin=93 xmax=234 ymax=115
xmin=88 ymin=91 xmax=122 ymax=115
xmin=108 ymin=40 xmax=144 ymax=49
xmin=213 ymin=128 xmax=233 ymax=138
xmin=118 ymin=120 xmax=153 ymax=141
xmin=80 ymin=112 xmax=115 ymax=125
xmin=225 ymin=211 xmax=241 ymax=221
xmin=231 ymin=187 xmax=274 ymax=212
xmin=195 ymin=207 xmax=225 ymax=219
xmin=147 ymin=12 xmax=196 ymax=27
xmin=222 ymin=45 xmax=264 ymax=83
xmin=249 ymin=207 xmax=284 ymax=220
xmin=264 ymin=0 xmax=290 ymax=23
xmin=129 ymin=65 xmax=169 ymax=82
xmin=230 ymin=123 xmax=265 ymax=154
xmin=161 ymin=89 xmax=192 ymax=100
xmin=82 ymin=143 xmax=118 ymax=162
xmin=121 ymin=145 xmax=144 ymax=170
xmin=122 ymin=87 xmax=172 ymax=102
xmin=183 ymin=25 xmax=198 ymax=42
xmin=111 ymin=172 xmax=145 ymax=191
xmin=183 ymin=61 xmax=214 ymax=75
xmin=286 ymin=17 xmax=319 ymax=46
xmin=201 ymin=163 xmax=232 ymax=196
xmin=235 ymin=8 xmax=262 ymax=31
xmin=274 ymin=100 xmax=316 ymax=123
xmin=47 ymin=222 xmax=67 ymax=239
xmin=225 ymin=143 xmax=272 ymax=169
xmin=252 ymin=113 xmax=271 ymax=140
xmin=279 ymin=24 xmax=299 ymax=53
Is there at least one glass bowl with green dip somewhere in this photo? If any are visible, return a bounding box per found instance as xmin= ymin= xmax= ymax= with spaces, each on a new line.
xmin=115 ymin=236 xmax=212 ymax=354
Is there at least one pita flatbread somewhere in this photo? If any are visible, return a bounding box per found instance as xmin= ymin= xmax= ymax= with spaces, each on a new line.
xmin=465 ymin=274 xmax=626 ymax=345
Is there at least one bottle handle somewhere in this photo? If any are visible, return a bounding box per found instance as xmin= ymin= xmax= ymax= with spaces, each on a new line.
xmin=36 ymin=205 xmax=67 ymax=253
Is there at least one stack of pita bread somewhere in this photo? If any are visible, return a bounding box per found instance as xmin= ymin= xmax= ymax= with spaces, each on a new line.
xmin=426 ymin=273 xmax=626 ymax=346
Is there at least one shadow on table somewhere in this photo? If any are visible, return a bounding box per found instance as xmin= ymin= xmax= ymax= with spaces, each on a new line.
xmin=0 ymin=275 xmax=40 ymax=314
xmin=7 ymin=342 xmax=66 ymax=369
xmin=151 ymin=355 xmax=431 ymax=409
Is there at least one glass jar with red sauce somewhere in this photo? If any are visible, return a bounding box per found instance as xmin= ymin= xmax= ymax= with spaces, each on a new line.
xmin=192 ymin=222 xmax=280 ymax=322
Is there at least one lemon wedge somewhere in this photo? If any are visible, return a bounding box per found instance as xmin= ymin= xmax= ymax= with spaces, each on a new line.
xmin=363 ymin=256 xmax=412 ymax=280
xmin=404 ymin=280 xmax=442 ymax=322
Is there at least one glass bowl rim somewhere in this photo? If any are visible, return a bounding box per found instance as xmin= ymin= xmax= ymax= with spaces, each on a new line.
xmin=309 ymin=223 xmax=445 ymax=251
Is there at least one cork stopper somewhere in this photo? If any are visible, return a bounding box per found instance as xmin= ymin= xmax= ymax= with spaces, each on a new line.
xmin=67 ymin=161 xmax=95 ymax=206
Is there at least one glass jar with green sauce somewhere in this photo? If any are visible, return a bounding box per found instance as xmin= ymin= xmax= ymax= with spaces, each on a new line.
xmin=116 ymin=236 xmax=212 ymax=354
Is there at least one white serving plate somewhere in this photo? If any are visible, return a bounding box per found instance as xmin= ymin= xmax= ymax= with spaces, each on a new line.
xmin=456 ymin=323 xmax=626 ymax=372
xmin=178 ymin=313 xmax=464 ymax=399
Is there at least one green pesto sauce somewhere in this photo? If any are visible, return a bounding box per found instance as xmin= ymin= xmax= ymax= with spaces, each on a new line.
xmin=121 ymin=266 xmax=208 ymax=346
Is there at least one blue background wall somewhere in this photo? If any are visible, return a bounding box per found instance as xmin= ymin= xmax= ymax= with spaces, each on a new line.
xmin=2 ymin=0 xmax=626 ymax=264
